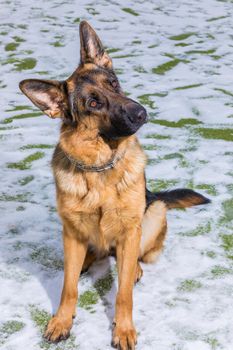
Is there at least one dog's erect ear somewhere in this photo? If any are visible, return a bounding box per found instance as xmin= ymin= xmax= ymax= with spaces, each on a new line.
xmin=19 ymin=79 xmax=70 ymax=119
xmin=79 ymin=21 xmax=112 ymax=68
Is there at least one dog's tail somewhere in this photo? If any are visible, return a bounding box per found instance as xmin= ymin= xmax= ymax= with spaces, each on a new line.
xmin=146 ymin=188 xmax=211 ymax=210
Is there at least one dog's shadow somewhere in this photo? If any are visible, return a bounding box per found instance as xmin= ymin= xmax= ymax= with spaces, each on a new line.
xmin=20 ymin=250 xmax=118 ymax=329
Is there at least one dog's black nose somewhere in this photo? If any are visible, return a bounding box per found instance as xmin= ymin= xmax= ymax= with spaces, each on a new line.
xmin=125 ymin=103 xmax=148 ymax=125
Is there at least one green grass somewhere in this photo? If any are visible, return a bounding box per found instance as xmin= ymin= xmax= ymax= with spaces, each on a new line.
xmin=30 ymin=306 xmax=78 ymax=349
xmin=0 ymin=192 xmax=29 ymax=202
xmin=214 ymin=87 xmax=233 ymax=97
xmin=0 ymin=320 xmax=25 ymax=344
xmin=195 ymin=184 xmax=217 ymax=196
xmin=151 ymin=118 xmax=202 ymax=128
xmin=30 ymin=306 xmax=50 ymax=332
xmin=220 ymin=199 xmax=233 ymax=223
xmin=7 ymin=151 xmax=45 ymax=170
xmin=146 ymin=133 xmax=171 ymax=140
xmin=186 ymin=48 xmax=216 ymax=55
xmin=195 ymin=127 xmax=233 ymax=141
xmin=207 ymin=15 xmax=228 ymax=22
xmin=182 ymin=222 xmax=211 ymax=237
xmin=20 ymin=144 xmax=54 ymax=150
xmin=78 ymin=290 xmax=99 ymax=310
xmin=19 ymin=175 xmax=34 ymax=186
xmin=6 ymin=105 xmax=33 ymax=112
xmin=221 ymin=234 xmax=233 ymax=252
xmin=174 ymin=83 xmax=203 ymax=90
xmin=169 ymin=32 xmax=196 ymax=40
xmin=30 ymin=246 xmax=63 ymax=270
xmin=178 ymin=279 xmax=202 ymax=292
xmin=14 ymin=58 xmax=37 ymax=71
xmin=94 ymin=270 xmax=114 ymax=297
xmin=152 ymin=58 xmax=189 ymax=75
xmin=5 ymin=42 xmax=20 ymax=51
xmin=148 ymin=178 xmax=179 ymax=191
xmin=138 ymin=92 xmax=167 ymax=109
xmin=2 ymin=112 xmax=42 ymax=124
xmin=211 ymin=265 xmax=232 ymax=278
xmin=122 ymin=8 xmax=139 ymax=16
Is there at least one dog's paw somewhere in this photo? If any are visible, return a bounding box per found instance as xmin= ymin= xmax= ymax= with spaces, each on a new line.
xmin=44 ymin=316 xmax=72 ymax=343
xmin=134 ymin=262 xmax=143 ymax=283
xmin=112 ymin=324 xmax=137 ymax=350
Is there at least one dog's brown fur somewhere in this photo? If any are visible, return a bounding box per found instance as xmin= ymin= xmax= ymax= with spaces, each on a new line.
xmin=19 ymin=21 xmax=210 ymax=350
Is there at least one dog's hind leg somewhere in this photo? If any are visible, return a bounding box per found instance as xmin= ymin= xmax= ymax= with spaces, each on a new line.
xmin=139 ymin=200 xmax=167 ymax=263
xmin=81 ymin=249 xmax=96 ymax=273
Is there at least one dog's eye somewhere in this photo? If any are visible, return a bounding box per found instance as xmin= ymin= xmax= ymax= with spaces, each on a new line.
xmin=111 ymin=80 xmax=118 ymax=89
xmin=89 ymin=99 xmax=98 ymax=108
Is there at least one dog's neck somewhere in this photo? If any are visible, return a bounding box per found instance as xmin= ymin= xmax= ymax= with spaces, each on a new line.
xmin=59 ymin=122 xmax=132 ymax=167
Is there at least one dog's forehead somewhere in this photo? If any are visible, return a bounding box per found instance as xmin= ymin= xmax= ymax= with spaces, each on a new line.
xmin=67 ymin=64 xmax=116 ymax=93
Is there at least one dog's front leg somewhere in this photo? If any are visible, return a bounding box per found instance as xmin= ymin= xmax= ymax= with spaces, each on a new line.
xmin=44 ymin=222 xmax=87 ymax=342
xmin=113 ymin=227 xmax=141 ymax=350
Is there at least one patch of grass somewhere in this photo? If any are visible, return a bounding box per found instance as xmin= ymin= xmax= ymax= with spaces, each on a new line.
xmin=175 ymin=42 xmax=191 ymax=47
xmin=178 ymin=279 xmax=202 ymax=292
xmin=0 ymin=192 xmax=29 ymax=202
xmin=106 ymin=48 xmax=121 ymax=54
xmin=195 ymin=127 xmax=233 ymax=142
xmin=148 ymin=178 xmax=179 ymax=191
xmin=112 ymin=53 xmax=138 ymax=59
xmin=220 ymin=199 xmax=233 ymax=224
xmin=122 ymin=8 xmax=139 ymax=16
xmin=182 ymin=222 xmax=211 ymax=237
xmin=20 ymin=144 xmax=54 ymax=150
xmin=211 ymin=265 xmax=232 ymax=278
xmin=5 ymin=42 xmax=20 ymax=51
xmin=94 ymin=270 xmax=114 ymax=297
xmin=2 ymin=111 xmax=42 ymax=124
xmin=6 ymin=105 xmax=33 ymax=112
xmin=138 ymin=92 xmax=167 ymax=108
xmin=185 ymin=48 xmax=216 ymax=55
xmin=221 ymin=234 xmax=233 ymax=253
xmin=13 ymin=36 xmax=25 ymax=43
xmin=151 ymin=118 xmax=202 ymax=128
xmin=169 ymin=32 xmax=196 ymax=40
xmin=30 ymin=246 xmax=63 ymax=270
xmin=51 ymin=41 xmax=64 ymax=47
xmin=205 ymin=251 xmax=217 ymax=259
xmin=195 ymin=183 xmax=217 ymax=196
xmin=7 ymin=151 xmax=45 ymax=170
xmin=30 ymin=306 xmax=50 ymax=332
xmin=142 ymin=144 xmax=156 ymax=151
xmin=19 ymin=175 xmax=34 ymax=186
xmin=30 ymin=305 xmax=76 ymax=350
xmin=214 ymin=87 xmax=233 ymax=97
xmin=78 ymin=290 xmax=99 ymax=310
xmin=146 ymin=133 xmax=171 ymax=140
xmin=163 ymin=152 xmax=183 ymax=160
xmin=14 ymin=57 xmax=37 ymax=71
xmin=174 ymin=83 xmax=203 ymax=90
xmin=207 ymin=15 xmax=228 ymax=22
xmin=0 ymin=320 xmax=25 ymax=344
xmin=152 ymin=58 xmax=189 ymax=75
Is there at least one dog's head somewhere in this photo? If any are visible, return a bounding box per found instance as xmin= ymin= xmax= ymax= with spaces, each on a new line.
xmin=19 ymin=21 xmax=148 ymax=139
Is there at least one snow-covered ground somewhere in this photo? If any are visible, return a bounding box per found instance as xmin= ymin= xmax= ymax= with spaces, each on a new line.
xmin=0 ymin=0 xmax=233 ymax=349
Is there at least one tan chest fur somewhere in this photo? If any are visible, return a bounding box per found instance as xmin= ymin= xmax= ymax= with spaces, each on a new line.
xmin=53 ymin=135 xmax=147 ymax=252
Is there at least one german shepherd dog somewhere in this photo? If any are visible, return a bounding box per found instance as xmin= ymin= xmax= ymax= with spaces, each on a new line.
xmin=20 ymin=21 xmax=210 ymax=350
